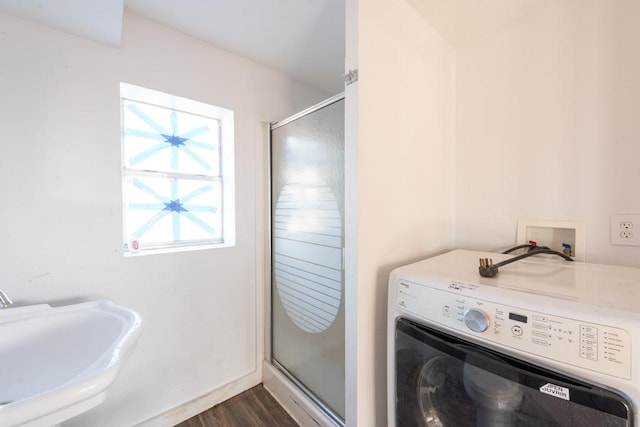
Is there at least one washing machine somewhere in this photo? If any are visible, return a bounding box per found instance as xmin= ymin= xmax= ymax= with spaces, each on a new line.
xmin=387 ymin=249 xmax=640 ymax=427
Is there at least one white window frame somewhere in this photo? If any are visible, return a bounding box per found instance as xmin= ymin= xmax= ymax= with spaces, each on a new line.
xmin=120 ymin=82 xmax=235 ymax=256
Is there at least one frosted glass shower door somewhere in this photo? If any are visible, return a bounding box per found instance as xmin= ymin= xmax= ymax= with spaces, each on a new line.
xmin=270 ymin=95 xmax=345 ymax=421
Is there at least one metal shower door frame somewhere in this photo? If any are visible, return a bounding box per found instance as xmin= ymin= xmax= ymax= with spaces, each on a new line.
xmin=265 ymin=92 xmax=345 ymax=426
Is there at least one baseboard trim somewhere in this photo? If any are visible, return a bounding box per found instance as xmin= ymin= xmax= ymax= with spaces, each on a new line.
xmin=262 ymin=361 xmax=340 ymax=427
xmin=135 ymin=371 xmax=261 ymax=426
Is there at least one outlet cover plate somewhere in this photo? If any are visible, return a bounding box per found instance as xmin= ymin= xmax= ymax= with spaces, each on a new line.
xmin=610 ymin=214 xmax=640 ymax=247
xmin=516 ymin=220 xmax=586 ymax=261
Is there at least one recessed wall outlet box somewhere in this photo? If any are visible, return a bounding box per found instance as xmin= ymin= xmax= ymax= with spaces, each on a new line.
xmin=610 ymin=214 xmax=640 ymax=247
xmin=516 ymin=220 xmax=586 ymax=261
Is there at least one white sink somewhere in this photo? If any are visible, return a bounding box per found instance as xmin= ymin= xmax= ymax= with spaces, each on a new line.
xmin=0 ymin=300 xmax=143 ymax=427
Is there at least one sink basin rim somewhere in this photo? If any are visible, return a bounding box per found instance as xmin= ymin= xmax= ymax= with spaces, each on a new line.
xmin=0 ymin=300 xmax=143 ymax=427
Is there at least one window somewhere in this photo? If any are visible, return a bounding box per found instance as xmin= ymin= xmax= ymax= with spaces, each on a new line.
xmin=120 ymin=83 xmax=235 ymax=255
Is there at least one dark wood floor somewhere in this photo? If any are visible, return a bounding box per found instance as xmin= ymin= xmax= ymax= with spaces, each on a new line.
xmin=176 ymin=385 xmax=299 ymax=427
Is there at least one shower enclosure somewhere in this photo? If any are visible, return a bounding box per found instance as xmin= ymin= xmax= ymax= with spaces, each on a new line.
xmin=269 ymin=94 xmax=345 ymax=423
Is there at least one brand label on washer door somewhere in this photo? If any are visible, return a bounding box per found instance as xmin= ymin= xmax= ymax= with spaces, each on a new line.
xmin=539 ymin=383 xmax=570 ymax=401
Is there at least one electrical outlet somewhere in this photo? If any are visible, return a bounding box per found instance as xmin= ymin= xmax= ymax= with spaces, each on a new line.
xmin=516 ymin=220 xmax=586 ymax=261
xmin=611 ymin=214 xmax=640 ymax=246
xmin=620 ymin=230 xmax=633 ymax=239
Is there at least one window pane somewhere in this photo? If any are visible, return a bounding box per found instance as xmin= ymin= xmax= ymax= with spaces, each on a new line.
xmin=123 ymin=175 xmax=222 ymax=247
xmin=122 ymin=100 xmax=220 ymax=176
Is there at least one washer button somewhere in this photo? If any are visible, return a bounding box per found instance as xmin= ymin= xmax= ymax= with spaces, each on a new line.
xmin=511 ymin=325 xmax=524 ymax=336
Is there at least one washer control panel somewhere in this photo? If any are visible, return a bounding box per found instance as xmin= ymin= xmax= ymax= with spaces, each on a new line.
xmin=396 ymin=280 xmax=632 ymax=379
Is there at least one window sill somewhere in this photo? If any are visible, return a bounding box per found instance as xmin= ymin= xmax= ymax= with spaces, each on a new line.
xmin=123 ymin=241 xmax=235 ymax=257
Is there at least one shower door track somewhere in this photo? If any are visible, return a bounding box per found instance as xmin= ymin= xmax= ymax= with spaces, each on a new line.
xmin=272 ymin=359 xmax=345 ymax=427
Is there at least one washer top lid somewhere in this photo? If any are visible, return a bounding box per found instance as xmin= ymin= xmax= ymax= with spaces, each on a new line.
xmin=392 ymin=249 xmax=640 ymax=314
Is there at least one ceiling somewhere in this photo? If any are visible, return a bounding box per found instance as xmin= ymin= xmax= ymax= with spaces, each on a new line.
xmin=0 ymin=0 xmax=345 ymax=94
xmin=0 ymin=0 xmax=124 ymax=45
xmin=0 ymin=0 xmax=559 ymax=94
xmin=124 ymin=0 xmax=346 ymax=94
xmin=408 ymin=0 xmax=570 ymax=47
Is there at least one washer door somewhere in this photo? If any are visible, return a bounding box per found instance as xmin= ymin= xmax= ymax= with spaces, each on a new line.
xmin=395 ymin=318 xmax=633 ymax=427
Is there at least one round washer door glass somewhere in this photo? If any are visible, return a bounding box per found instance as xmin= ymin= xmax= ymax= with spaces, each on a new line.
xmin=414 ymin=355 xmax=475 ymax=426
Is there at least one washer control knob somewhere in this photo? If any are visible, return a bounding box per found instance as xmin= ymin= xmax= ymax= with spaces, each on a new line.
xmin=464 ymin=309 xmax=489 ymax=333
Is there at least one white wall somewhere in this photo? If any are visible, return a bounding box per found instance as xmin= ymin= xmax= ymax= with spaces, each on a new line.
xmin=348 ymin=0 xmax=456 ymax=424
xmin=0 ymin=10 xmax=326 ymax=427
xmin=455 ymin=0 xmax=640 ymax=267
